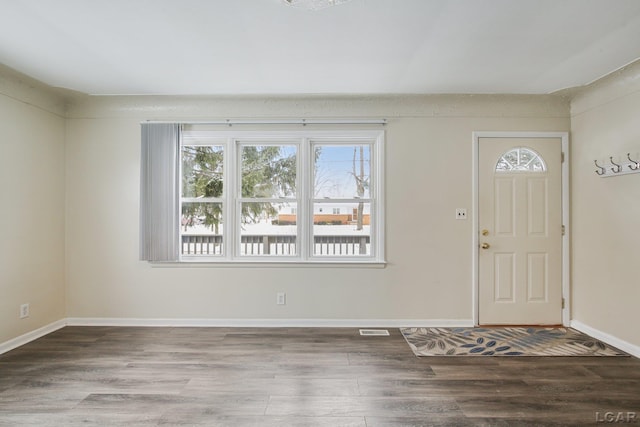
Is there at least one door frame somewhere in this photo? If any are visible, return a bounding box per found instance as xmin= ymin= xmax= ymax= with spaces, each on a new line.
xmin=472 ymin=131 xmax=570 ymax=326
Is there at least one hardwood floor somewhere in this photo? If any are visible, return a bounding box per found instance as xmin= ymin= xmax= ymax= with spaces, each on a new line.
xmin=0 ymin=326 xmax=638 ymax=426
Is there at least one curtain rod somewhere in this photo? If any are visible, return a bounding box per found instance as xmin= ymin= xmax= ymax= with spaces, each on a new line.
xmin=144 ymin=119 xmax=386 ymax=126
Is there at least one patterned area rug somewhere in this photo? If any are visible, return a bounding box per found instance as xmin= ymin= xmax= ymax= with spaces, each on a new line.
xmin=401 ymin=327 xmax=627 ymax=356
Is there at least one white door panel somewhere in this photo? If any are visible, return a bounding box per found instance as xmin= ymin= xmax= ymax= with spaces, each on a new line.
xmin=479 ymin=138 xmax=562 ymax=325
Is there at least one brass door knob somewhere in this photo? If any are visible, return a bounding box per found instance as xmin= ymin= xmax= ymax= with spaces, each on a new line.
xmin=482 ymin=229 xmax=489 ymax=236
xmin=481 ymin=243 xmax=490 ymax=249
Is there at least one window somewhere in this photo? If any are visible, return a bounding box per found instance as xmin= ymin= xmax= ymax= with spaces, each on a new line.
xmin=496 ymin=147 xmax=546 ymax=172
xmin=177 ymin=129 xmax=384 ymax=263
xmin=181 ymin=144 xmax=225 ymax=256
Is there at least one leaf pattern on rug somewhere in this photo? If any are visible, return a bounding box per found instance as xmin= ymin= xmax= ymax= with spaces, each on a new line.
xmin=401 ymin=327 xmax=627 ymax=356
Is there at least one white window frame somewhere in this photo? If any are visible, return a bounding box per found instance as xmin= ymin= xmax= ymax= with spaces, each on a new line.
xmin=179 ymin=129 xmax=385 ymax=264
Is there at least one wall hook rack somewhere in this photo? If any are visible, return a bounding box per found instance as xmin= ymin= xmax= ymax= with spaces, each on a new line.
xmin=595 ymin=152 xmax=640 ymax=177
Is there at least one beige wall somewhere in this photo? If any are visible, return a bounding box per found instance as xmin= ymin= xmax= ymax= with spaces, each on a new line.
xmin=0 ymin=67 xmax=66 ymax=344
xmin=64 ymin=94 xmax=569 ymax=323
xmin=570 ymin=62 xmax=640 ymax=348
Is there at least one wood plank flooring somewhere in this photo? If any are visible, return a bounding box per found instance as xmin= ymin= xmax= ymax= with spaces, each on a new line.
xmin=0 ymin=326 xmax=638 ymax=426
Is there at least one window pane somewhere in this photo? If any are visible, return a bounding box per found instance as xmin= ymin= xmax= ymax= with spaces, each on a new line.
xmin=313 ymin=202 xmax=371 ymax=256
xmin=314 ymin=145 xmax=370 ymax=199
xmin=181 ymin=202 xmax=223 ymax=256
xmin=241 ymin=145 xmax=297 ymax=198
xmin=496 ymin=147 xmax=546 ymax=173
xmin=182 ymin=146 xmax=224 ymax=198
xmin=240 ymin=202 xmax=297 ymax=256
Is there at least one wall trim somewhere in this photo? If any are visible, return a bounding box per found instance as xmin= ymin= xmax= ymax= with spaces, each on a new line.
xmin=0 ymin=64 xmax=68 ymax=117
xmin=571 ymin=320 xmax=640 ymax=358
xmin=66 ymin=94 xmax=569 ymax=120
xmin=0 ymin=319 xmax=67 ymax=355
xmin=66 ymin=318 xmax=475 ymax=328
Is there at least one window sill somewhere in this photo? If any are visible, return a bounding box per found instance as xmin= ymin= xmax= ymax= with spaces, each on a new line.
xmin=148 ymin=260 xmax=387 ymax=268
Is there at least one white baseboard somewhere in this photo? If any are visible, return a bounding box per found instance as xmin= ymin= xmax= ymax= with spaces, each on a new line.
xmin=65 ymin=317 xmax=474 ymax=328
xmin=571 ymin=320 xmax=640 ymax=358
xmin=0 ymin=319 xmax=67 ymax=355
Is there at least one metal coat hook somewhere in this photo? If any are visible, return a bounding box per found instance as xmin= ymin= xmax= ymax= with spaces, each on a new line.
xmin=595 ymin=152 xmax=640 ymax=177
xmin=610 ymin=157 xmax=622 ymax=173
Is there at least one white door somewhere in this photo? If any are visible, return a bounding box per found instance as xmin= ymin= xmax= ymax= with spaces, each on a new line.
xmin=478 ymin=137 xmax=562 ymax=325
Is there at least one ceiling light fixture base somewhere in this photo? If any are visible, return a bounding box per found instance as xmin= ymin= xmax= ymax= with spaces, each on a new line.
xmin=283 ymin=0 xmax=352 ymax=11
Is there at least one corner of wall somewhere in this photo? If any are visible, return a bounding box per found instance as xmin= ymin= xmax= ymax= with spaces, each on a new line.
xmin=0 ymin=64 xmax=71 ymax=118
xmin=568 ymin=58 xmax=640 ymax=350
xmin=0 ymin=64 xmax=69 ymax=345
xmin=569 ymin=59 xmax=640 ymax=117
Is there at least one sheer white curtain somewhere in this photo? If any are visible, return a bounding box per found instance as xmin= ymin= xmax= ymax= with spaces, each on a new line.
xmin=139 ymin=123 xmax=180 ymax=262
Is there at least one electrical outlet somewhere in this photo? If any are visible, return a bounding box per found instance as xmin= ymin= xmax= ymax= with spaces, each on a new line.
xmin=20 ymin=303 xmax=30 ymax=319
xmin=276 ymin=292 xmax=286 ymax=305
xmin=455 ymin=208 xmax=467 ymax=220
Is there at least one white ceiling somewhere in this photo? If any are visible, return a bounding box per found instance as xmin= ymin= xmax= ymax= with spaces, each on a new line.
xmin=1 ymin=0 xmax=640 ymax=96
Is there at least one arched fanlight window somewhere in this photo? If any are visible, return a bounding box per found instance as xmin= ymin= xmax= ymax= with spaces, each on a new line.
xmin=496 ymin=147 xmax=546 ymax=172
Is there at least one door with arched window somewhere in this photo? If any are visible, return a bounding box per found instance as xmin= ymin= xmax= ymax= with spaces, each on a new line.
xmin=478 ymin=138 xmax=563 ymax=325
